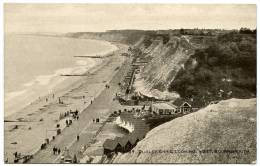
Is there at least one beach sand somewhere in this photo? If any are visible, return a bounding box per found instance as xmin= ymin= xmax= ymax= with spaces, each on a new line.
xmin=4 ymin=42 xmax=129 ymax=163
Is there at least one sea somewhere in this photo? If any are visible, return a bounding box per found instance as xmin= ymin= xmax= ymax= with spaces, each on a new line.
xmin=4 ymin=34 xmax=118 ymax=117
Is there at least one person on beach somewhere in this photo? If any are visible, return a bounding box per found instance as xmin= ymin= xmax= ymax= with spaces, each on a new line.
xmin=73 ymin=154 xmax=77 ymax=163
xmin=76 ymin=116 xmax=79 ymax=120
xmin=53 ymin=147 xmax=56 ymax=155
xmin=46 ymin=98 xmax=48 ymax=102
xmin=77 ymin=135 xmax=80 ymax=141
xmin=58 ymin=148 xmax=61 ymax=155
xmin=91 ymin=100 xmax=93 ymax=104
xmin=14 ymin=152 xmax=18 ymax=158
xmin=66 ymin=120 xmax=68 ymax=127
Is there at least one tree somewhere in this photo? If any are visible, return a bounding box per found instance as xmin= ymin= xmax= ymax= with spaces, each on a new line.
xmin=180 ymin=28 xmax=185 ymax=35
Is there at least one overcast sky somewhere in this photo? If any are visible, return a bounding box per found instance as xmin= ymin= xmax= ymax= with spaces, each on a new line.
xmin=4 ymin=4 xmax=256 ymax=33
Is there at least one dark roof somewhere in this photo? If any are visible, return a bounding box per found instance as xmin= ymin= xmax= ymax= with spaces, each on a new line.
xmin=103 ymin=139 xmax=118 ymax=150
xmin=172 ymin=98 xmax=185 ymax=107
xmin=181 ymin=102 xmax=192 ymax=107
xmin=119 ymin=112 xmax=150 ymax=134
xmin=128 ymin=134 xmax=138 ymax=144
xmin=103 ymin=133 xmax=144 ymax=151
xmin=117 ymin=137 xmax=129 ymax=147
xmin=172 ymin=98 xmax=204 ymax=108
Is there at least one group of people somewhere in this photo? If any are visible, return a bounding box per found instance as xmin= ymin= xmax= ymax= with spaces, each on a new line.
xmin=92 ymin=118 xmax=100 ymax=123
xmin=65 ymin=119 xmax=73 ymax=127
xmin=53 ymin=146 xmax=61 ymax=155
xmin=105 ymin=84 xmax=110 ymax=89
xmin=58 ymin=97 xmax=64 ymax=104
xmin=40 ymin=142 xmax=47 ymax=150
xmin=71 ymin=109 xmax=79 ymax=120
xmin=60 ymin=109 xmax=80 ymax=121
xmin=44 ymin=93 xmax=56 ymax=103
xmin=13 ymin=152 xmax=22 ymax=163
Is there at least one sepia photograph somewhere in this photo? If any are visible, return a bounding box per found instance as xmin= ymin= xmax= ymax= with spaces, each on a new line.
xmin=3 ymin=2 xmax=257 ymax=164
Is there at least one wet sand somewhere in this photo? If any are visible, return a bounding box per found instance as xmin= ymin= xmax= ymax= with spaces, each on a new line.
xmin=4 ymin=42 xmax=129 ymax=163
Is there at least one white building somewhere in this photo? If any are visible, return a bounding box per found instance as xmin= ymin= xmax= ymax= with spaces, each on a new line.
xmin=152 ymin=103 xmax=177 ymax=115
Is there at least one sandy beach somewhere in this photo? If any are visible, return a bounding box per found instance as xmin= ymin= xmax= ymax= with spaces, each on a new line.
xmin=4 ymin=42 xmax=129 ymax=163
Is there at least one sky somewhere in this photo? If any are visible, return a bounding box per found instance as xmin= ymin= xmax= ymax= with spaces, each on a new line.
xmin=4 ymin=4 xmax=257 ymax=33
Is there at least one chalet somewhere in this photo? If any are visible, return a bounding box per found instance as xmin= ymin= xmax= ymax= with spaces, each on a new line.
xmin=129 ymin=135 xmax=139 ymax=147
xmin=151 ymin=103 xmax=177 ymax=115
xmin=103 ymin=136 xmax=137 ymax=156
xmin=172 ymin=99 xmax=193 ymax=114
xmin=103 ymin=138 xmax=123 ymax=157
xmin=117 ymin=137 xmax=133 ymax=153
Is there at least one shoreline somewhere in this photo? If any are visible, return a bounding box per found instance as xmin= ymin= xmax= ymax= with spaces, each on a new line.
xmin=4 ymin=41 xmax=129 ymax=163
xmin=4 ymin=36 xmax=119 ymax=119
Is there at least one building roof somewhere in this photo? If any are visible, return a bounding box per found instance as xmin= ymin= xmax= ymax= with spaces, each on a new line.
xmin=116 ymin=137 xmax=129 ymax=147
xmin=181 ymin=102 xmax=192 ymax=107
xmin=172 ymin=98 xmax=185 ymax=106
xmin=172 ymin=98 xmax=203 ymax=108
xmin=103 ymin=139 xmax=119 ymax=150
xmin=152 ymin=103 xmax=177 ymax=110
xmin=103 ymin=131 xmax=145 ymax=151
xmin=128 ymin=134 xmax=138 ymax=144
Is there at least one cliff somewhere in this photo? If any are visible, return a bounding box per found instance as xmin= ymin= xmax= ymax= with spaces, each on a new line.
xmin=113 ymin=98 xmax=256 ymax=164
xmin=133 ymin=35 xmax=196 ymax=99
xmin=65 ymin=30 xmax=256 ymax=102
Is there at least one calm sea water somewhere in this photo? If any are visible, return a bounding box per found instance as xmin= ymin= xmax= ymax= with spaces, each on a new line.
xmin=4 ymin=34 xmax=117 ymax=117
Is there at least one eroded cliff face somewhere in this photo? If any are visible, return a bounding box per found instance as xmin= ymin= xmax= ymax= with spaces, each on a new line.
xmin=112 ymin=98 xmax=256 ymax=164
xmin=66 ymin=31 xmax=213 ymax=100
xmin=133 ymin=35 xmax=196 ymax=99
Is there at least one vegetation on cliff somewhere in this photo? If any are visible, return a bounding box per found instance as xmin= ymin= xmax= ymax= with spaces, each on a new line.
xmin=169 ymin=32 xmax=256 ymax=105
xmin=66 ymin=29 xmax=256 ymax=105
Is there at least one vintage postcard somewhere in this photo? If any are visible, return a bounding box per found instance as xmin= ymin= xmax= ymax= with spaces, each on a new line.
xmin=3 ymin=3 xmax=256 ymax=164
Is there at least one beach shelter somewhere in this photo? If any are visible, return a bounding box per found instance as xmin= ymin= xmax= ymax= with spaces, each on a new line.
xmin=103 ymin=139 xmax=118 ymax=156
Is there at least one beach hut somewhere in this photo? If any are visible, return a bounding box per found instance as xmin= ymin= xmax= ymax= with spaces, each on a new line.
xmin=103 ymin=138 xmax=123 ymax=157
xmin=179 ymin=102 xmax=192 ymax=114
xmin=124 ymin=140 xmax=133 ymax=152
xmin=117 ymin=137 xmax=130 ymax=152
xmin=128 ymin=134 xmax=137 ymax=145
xmin=172 ymin=99 xmax=193 ymax=114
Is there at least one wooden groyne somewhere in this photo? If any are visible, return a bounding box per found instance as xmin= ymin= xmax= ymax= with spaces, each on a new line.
xmin=59 ymin=74 xmax=89 ymax=76
xmin=74 ymin=52 xmax=114 ymax=59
